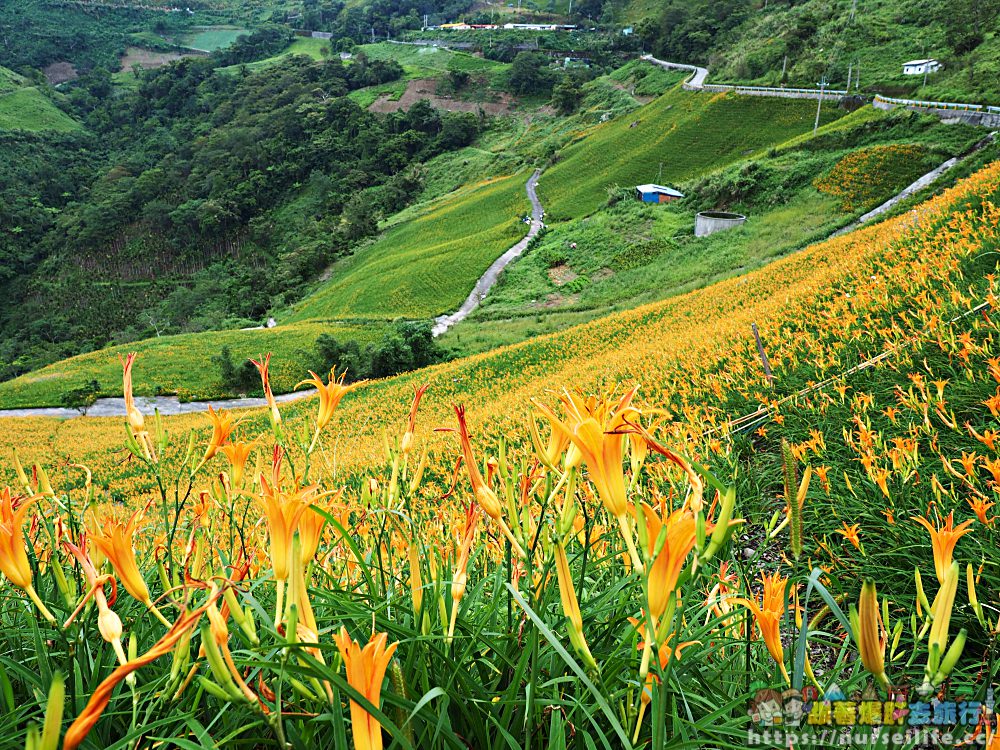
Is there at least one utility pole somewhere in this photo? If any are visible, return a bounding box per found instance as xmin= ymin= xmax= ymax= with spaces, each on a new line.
xmin=855 ymin=60 xmax=860 ymax=90
xmin=846 ymin=61 xmax=852 ymax=90
xmin=849 ymin=0 xmax=857 ymax=21
xmin=781 ymin=54 xmax=787 ymax=82
xmin=813 ymin=77 xmax=826 ymax=134
xmin=371 ymin=25 xmax=375 ymax=43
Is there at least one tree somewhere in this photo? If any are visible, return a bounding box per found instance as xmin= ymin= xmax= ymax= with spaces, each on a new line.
xmin=508 ymin=52 xmax=555 ymax=96
xmin=551 ymin=75 xmax=583 ymax=115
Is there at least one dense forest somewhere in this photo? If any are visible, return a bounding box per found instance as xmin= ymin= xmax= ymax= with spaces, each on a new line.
xmin=0 ymin=27 xmax=482 ymax=380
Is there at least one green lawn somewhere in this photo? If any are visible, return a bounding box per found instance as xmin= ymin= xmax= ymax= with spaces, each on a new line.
xmin=217 ymin=37 xmax=331 ymax=74
xmin=0 ymin=65 xmax=27 ymax=95
xmin=536 ymin=87 xmax=846 ymax=221
xmin=358 ymin=42 xmax=507 ymax=78
xmin=286 ymin=171 xmax=531 ymax=322
xmin=180 ymin=26 xmax=249 ymax=52
xmin=0 ymin=87 xmax=81 ymax=132
xmin=0 ymin=321 xmax=384 ymax=408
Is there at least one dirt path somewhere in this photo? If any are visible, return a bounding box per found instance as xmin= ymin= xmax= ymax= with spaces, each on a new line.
xmin=432 ymin=169 xmax=544 ymax=336
xmin=370 ymin=78 xmax=519 ymax=115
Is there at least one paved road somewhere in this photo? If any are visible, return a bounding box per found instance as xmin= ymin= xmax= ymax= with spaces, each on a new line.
xmin=431 ymin=168 xmax=544 ymax=336
xmin=0 ymin=169 xmax=546 ymax=418
xmin=0 ymin=388 xmax=317 ymax=420
xmin=641 ymin=55 xmax=708 ymax=89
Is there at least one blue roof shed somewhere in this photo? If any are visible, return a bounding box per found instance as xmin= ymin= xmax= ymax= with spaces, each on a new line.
xmin=635 ymin=184 xmax=684 ymax=203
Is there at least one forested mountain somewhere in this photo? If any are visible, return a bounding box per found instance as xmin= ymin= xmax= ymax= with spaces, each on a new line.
xmin=633 ymin=0 xmax=1000 ymax=99
xmin=0 ymin=29 xmax=481 ymax=379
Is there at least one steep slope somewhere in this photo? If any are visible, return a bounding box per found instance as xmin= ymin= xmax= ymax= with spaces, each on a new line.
xmin=4 ymin=159 xmax=996 ymax=496
xmin=0 ymin=66 xmax=81 ymax=133
xmin=286 ymin=171 xmax=530 ymax=321
xmin=537 ymin=86 xmax=845 ymax=221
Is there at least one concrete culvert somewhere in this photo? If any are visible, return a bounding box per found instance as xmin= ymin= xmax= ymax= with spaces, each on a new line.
xmin=695 ymin=211 xmax=747 ymax=237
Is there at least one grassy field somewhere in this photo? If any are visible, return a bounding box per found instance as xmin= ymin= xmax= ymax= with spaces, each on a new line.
xmin=0 ymin=87 xmax=81 ymax=132
xmin=0 ymin=321 xmax=383 ymax=408
xmin=217 ymin=37 xmax=331 ymax=74
xmin=0 ymin=159 xmax=997 ymax=750
xmin=0 ymin=65 xmax=27 ymax=94
xmin=536 ymin=87 xmax=846 ymax=221
xmin=358 ymin=42 xmax=507 ymax=78
xmin=180 ymin=25 xmax=249 ymax=51
xmin=285 ymin=171 xmax=531 ymax=321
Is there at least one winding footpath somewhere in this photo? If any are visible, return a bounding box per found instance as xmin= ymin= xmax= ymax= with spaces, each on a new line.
xmin=0 ymin=169 xmax=546 ymax=419
xmin=431 ymin=168 xmax=544 ymax=336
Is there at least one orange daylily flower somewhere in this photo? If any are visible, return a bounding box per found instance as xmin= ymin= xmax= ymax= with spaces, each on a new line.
xmin=836 ymin=522 xmax=862 ymax=550
xmin=913 ymin=511 xmax=975 ymax=584
xmin=733 ymin=572 xmax=791 ymax=684
xmin=201 ymin=405 xmax=234 ymax=465
xmin=222 ymin=441 xmax=253 ymax=486
xmin=88 ymin=505 xmax=169 ymax=624
xmin=250 ymin=354 xmax=281 ymax=427
xmin=64 ymin=596 xmax=220 ymax=750
xmin=400 ymin=384 xmax=429 ymax=455
xmin=0 ymin=487 xmax=55 ymax=622
xmin=533 ymin=386 xmax=640 ymax=519
xmin=121 ymin=352 xmax=155 ymax=460
xmin=968 ymin=496 xmax=995 ymax=526
xmin=640 ymin=502 xmax=697 ymax=622
xmin=297 ymin=368 xmax=359 ymax=450
xmin=333 ymin=627 xmax=399 ymax=750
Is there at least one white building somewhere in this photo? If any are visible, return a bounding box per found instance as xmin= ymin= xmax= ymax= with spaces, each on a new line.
xmin=902 ymin=59 xmax=942 ymax=76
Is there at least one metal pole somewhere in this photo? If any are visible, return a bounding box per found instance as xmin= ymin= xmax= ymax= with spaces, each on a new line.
xmin=813 ymin=78 xmax=825 ymax=134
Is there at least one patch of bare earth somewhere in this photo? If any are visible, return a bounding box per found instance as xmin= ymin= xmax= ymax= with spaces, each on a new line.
xmin=369 ymin=78 xmax=518 ymax=115
xmin=534 ymin=292 xmax=579 ymax=309
xmin=592 ymin=267 xmax=614 ymax=281
xmin=119 ymin=47 xmax=200 ymax=71
xmin=547 ymin=263 xmax=578 ymax=286
xmin=43 ymin=62 xmax=77 ymax=85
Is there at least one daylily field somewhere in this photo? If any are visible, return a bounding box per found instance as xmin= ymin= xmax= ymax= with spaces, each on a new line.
xmin=2 ymin=161 xmax=1000 ymax=749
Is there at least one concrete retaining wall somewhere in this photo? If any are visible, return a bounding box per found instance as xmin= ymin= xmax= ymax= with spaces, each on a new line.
xmin=695 ymin=212 xmax=746 ymax=237
xmin=873 ymin=95 xmax=1000 ymax=127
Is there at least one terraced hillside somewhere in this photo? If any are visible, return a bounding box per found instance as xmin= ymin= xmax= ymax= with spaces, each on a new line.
xmin=538 ymin=87 xmax=846 ymax=221
xmin=286 ymin=170 xmax=531 ymax=321
xmin=4 ymin=159 xmax=997 ymax=496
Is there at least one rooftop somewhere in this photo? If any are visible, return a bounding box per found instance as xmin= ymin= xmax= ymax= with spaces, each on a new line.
xmin=635 ymin=184 xmax=685 ymax=197
xmin=903 ymin=59 xmax=939 ymax=66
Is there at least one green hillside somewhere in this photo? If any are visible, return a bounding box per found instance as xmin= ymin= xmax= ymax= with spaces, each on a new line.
xmin=286 ymin=170 xmax=531 ymax=321
xmin=0 ymin=321 xmax=383 ymax=408
xmin=628 ymin=0 xmax=1000 ymax=103
xmin=536 ymin=86 xmax=845 ymax=221
xmin=0 ymin=87 xmax=81 ymax=133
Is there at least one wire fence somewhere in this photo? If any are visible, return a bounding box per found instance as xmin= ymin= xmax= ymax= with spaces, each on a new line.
xmin=708 ymin=298 xmax=994 ymax=438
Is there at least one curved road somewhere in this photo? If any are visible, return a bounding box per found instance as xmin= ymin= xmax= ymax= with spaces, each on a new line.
xmin=641 ymin=55 xmax=708 ymax=89
xmin=0 ymin=169 xmax=546 ymax=419
xmin=431 ymin=168 xmax=544 ymax=336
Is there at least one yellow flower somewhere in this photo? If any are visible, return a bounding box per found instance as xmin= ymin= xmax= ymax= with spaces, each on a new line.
xmin=913 ymin=511 xmax=974 ymax=584
xmin=333 ymin=627 xmax=399 ymax=750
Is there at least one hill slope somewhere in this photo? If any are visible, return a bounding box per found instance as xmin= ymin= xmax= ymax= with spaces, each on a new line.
xmin=4 ymin=158 xmax=996 ymax=494
xmin=537 ymin=86 xmax=844 ymax=221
